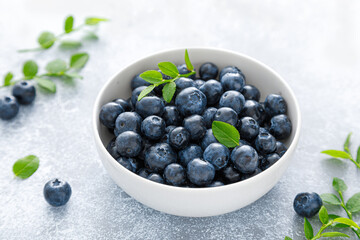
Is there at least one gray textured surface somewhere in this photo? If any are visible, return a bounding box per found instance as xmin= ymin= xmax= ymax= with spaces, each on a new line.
xmin=1 ymin=0 xmax=360 ymax=239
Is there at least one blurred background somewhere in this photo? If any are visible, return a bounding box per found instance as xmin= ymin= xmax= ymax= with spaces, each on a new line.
xmin=1 ymin=0 xmax=360 ymax=239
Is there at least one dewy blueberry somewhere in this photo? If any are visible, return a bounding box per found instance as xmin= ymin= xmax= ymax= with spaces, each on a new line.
xmin=264 ymin=94 xmax=287 ymax=117
xmin=203 ymin=143 xmax=230 ymax=170
xmin=241 ymin=84 xmax=260 ymax=101
xmin=135 ymin=96 xmax=165 ymax=118
xmin=175 ymin=77 xmax=195 ymax=93
xmin=175 ymin=87 xmax=207 ymax=116
xmin=114 ymin=112 xmax=142 ymax=136
xmin=219 ymin=90 xmax=245 ymax=114
xmin=202 ymin=107 xmax=217 ymax=128
xmin=220 ymin=72 xmax=245 ymax=92
xmin=115 ymin=131 xmax=143 ymax=157
xmin=113 ymin=98 xmax=132 ymax=111
xmin=178 ymin=144 xmax=203 ymax=167
xmin=141 ymin=115 xmax=166 ymax=140
xmin=241 ymin=100 xmax=266 ymax=125
xmin=99 ymin=102 xmax=124 ymax=129
xmin=199 ymin=62 xmax=218 ymax=80
xmin=269 ymin=114 xmax=292 ymax=140
xmin=168 ymin=127 xmax=190 ymax=150
xmin=238 ymin=117 xmax=259 ymax=141
xmin=0 ymin=96 xmax=19 ymax=120
xmin=183 ymin=115 xmax=207 ymax=141
xmin=213 ymin=107 xmax=238 ymax=126
xmin=116 ymin=157 xmax=139 ymax=173
xmin=145 ymin=143 xmax=177 ymax=171
xmin=293 ymin=192 xmax=323 ymax=218
xmin=163 ymin=106 xmax=182 ymax=126
xmin=163 ymin=163 xmax=186 ymax=186
xmin=131 ymin=86 xmax=153 ymax=107
xmin=231 ymin=145 xmax=259 ymax=173
xmin=12 ymin=81 xmax=36 ymax=105
xmin=43 ymin=178 xmax=72 ymax=207
xmin=187 ymin=158 xmax=215 ymax=186
xmin=199 ymin=80 xmax=223 ymax=106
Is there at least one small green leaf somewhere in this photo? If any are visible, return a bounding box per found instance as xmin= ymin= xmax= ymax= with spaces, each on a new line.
xmin=184 ymin=49 xmax=194 ymax=71
xmin=83 ymin=32 xmax=99 ymax=41
xmin=344 ymin=132 xmax=352 ymax=153
xmin=284 ymin=237 xmax=292 ymax=240
xmin=319 ymin=206 xmax=329 ymax=224
xmin=139 ymin=70 xmax=163 ymax=84
xmin=64 ymin=72 xmax=83 ymax=79
xmin=46 ymin=59 xmax=68 ymax=74
xmin=158 ymin=62 xmax=179 ymax=78
xmin=321 ymin=193 xmax=342 ymax=205
xmin=321 ymin=150 xmax=352 ymax=159
xmin=59 ymin=40 xmax=82 ymax=50
xmin=304 ymin=218 xmax=314 ymax=239
xmin=321 ymin=232 xmax=349 ymax=238
xmin=34 ymin=78 xmax=56 ymax=93
xmin=356 ymin=146 xmax=360 ymax=163
xmin=138 ymin=85 xmax=155 ymax=101
xmin=328 ymin=214 xmax=349 ymax=228
xmin=212 ymin=121 xmax=240 ymax=148
xmin=332 ymin=177 xmax=347 ymax=193
xmin=4 ymin=72 xmax=13 ymax=86
xmin=12 ymin=155 xmax=39 ymax=179
xmin=346 ymin=192 xmax=360 ymax=213
xmin=23 ymin=60 xmax=38 ymax=78
xmin=70 ymin=52 xmax=89 ymax=69
xmin=85 ymin=17 xmax=108 ymax=25
xmin=37 ymin=31 xmax=56 ymax=49
xmin=333 ymin=217 xmax=360 ymax=229
xmin=162 ymin=82 xmax=176 ymax=103
xmin=64 ymin=15 xmax=74 ymax=33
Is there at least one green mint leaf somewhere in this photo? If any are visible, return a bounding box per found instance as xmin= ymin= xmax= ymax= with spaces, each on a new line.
xmin=4 ymin=72 xmax=14 ymax=86
xmin=328 ymin=214 xmax=350 ymax=228
xmin=139 ymin=70 xmax=163 ymax=84
xmin=46 ymin=59 xmax=68 ymax=74
xmin=321 ymin=232 xmax=349 ymax=238
xmin=356 ymin=146 xmax=360 ymax=163
xmin=344 ymin=132 xmax=352 ymax=153
xmin=23 ymin=60 xmax=38 ymax=78
xmin=64 ymin=15 xmax=74 ymax=33
xmin=64 ymin=72 xmax=83 ymax=79
xmin=70 ymin=52 xmax=89 ymax=69
xmin=158 ymin=62 xmax=179 ymax=78
xmin=34 ymin=78 xmax=56 ymax=93
xmin=59 ymin=40 xmax=82 ymax=50
xmin=333 ymin=217 xmax=360 ymax=229
xmin=284 ymin=237 xmax=292 ymax=240
xmin=184 ymin=49 xmax=194 ymax=71
xmin=319 ymin=206 xmax=329 ymax=224
xmin=332 ymin=177 xmax=347 ymax=193
xmin=12 ymin=155 xmax=39 ymax=179
xmin=83 ymin=32 xmax=99 ymax=41
xmin=37 ymin=31 xmax=56 ymax=49
xmin=162 ymin=82 xmax=176 ymax=103
xmin=321 ymin=150 xmax=352 ymax=159
xmin=138 ymin=85 xmax=155 ymax=101
xmin=85 ymin=17 xmax=108 ymax=25
xmin=304 ymin=218 xmax=314 ymax=239
xmin=346 ymin=192 xmax=360 ymax=213
xmin=321 ymin=193 xmax=342 ymax=205
xmin=212 ymin=121 xmax=240 ymax=148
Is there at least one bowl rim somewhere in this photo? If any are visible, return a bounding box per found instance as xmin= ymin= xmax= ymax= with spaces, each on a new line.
xmin=92 ymin=47 xmax=302 ymax=192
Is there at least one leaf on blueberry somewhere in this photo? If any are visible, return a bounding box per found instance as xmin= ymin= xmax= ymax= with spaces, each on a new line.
xmin=13 ymin=155 xmax=39 ymax=179
xmin=23 ymin=60 xmax=38 ymax=78
xmin=320 ymin=193 xmax=342 ymax=205
xmin=304 ymin=218 xmax=314 ymax=239
xmin=37 ymin=31 xmax=56 ymax=49
xmin=139 ymin=70 xmax=163 ymax=84
xmin=3 ymin=72 xmax=13 ymax=86
xmin=346 ymin=192 xmax=360 ymax=213
xmin=332 ymin=177 xmax=347 ymax=193
xmin=212 ymin=121 xmax=240 ymax=148
xmin=138 ymin=85 xmax=155 ymax=101
xmin=70 ymin=52 xmax=89 ymax=69
xmin=46 ymin=59 xmax=68 ymax=74
xmin=321 ymin=150 xmax=352 ymax=160
xmin=162 ymin=82 xmax=176 ymax=103
xmin=64 ymin=15 xmax=74 ymax=33
xmin=319 ymin=206 xmax=329 ymax=224
xmin=328 ymin=214 xmax=349 ymax=228
xmin=35 ymin=77 xmax=56 ymax=93
xmin=158 ymin=62 xmax=179 ymax=78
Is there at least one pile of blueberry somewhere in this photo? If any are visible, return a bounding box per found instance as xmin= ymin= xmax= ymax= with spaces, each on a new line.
xmin=99 ymin=62 xmax=292 ymax=187
xmin=0 ymin=81 xmax=36 ymax=120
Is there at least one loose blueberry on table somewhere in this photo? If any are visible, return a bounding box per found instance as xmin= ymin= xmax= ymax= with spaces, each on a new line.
xmin=99 ymin=50 xmax=292 ymax=187
xmin=43 ymin=178 xmax=72 ymax=207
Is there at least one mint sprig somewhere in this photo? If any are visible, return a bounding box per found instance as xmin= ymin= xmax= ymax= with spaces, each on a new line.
xmin=137 ymin=49 xmax=196 ymax=102
xmin=18 ymin=15 xmax=108 ymax=52
xmin=13 ymin=155 xmax=39 ymax=179
xmin=321 ymin=132 xmax=360 ymax=169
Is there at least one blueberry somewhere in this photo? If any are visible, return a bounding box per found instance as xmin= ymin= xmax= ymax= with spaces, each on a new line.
xmin=99 ymin=102 xmax=124 ymax=129
xmin=43 ymin=178 xmax=72 ymax=207
xmin=264 ymin=94 xmax=287 ymax=117
xmin=135 ymin=96 xmax=165 ymax=118
xmin=178 ymin=144 xmax=203 ymax=167
xmin=241 ymin=168 xmax=262 ymax=180
xmin=269 ymin=114 xmax=292 ymax=140
xmin=141 ymin=115 xmax=166 ymax=140
xmin=12 ymin=81 xmax=36 ymax=105
xmin=255 ymin=132 xmax=276 ymax=154
xmin=241 ymin=100 xmax=266 ymax=124
xmin=163 ymin=106 xmax=182 ymax=126
xmin=168 ymin=127 xmax=190 ymax=150
xmin=175 ymin=77 xmax=195 ymax=93
xmin=242 ymin=85 xmax=260 ymax=101
xmin=175 ymin=87 xmax=207 ymax=116
xmin=131 ymin=74 xmax=151 ymax=90
xmin=106 ymin=138 xmax=121 ymax=159
xmin=131 ymin=86 xmax=154 ymax=107
xmin=219 ymin=90 xmax=245 ymax=114
xmin=219 ymin=66 xmax=244 ymax=79
xmin=177 ymin=64 xmax=196 ymax=79
xmin=0 ymin=96 xmax=19 ymax=120
xmin=260 ymin=153 xmax=280 ymax=170
xmin=194 ymin=79 xmax=205 ymax=89
xmin=145 ymin=143 xmax=177 ymax=171
xmin=113 ymin=98 xmax=131 ymax=111
xmin=275 ymin=141 xmax=287 ymax=157
xmin=147 ymin=173 xmax=165 ymax=183
xmin=116 ymin=157 xmax=139 ymax=173
xmin=199 ymin=80 xmax=223 ymax=106
xmin=201 ymin=129 xmax=218 ymax=150
xmin=238 ymin=117 xmax=259 ymax=141
xmin=165 ymin=125 xmax=176 ymax=133
xmin=115 ymin=131 xmax=143 ymax=157
xmin=202 ymin=107 xmax=217 ymax=128
xmin=187 ymin=158 xmax=215 ymax=186
xmin=203 ymin=143 xmax=230 ymax=170
xmin=231 ymin=145 xmax=259 ymax=173
xmin=164 ymin=163 xmax=186 ymax=186
xmin=213 ymin=107 xmax=238 ymax=126
xmin=114 ymin=112 xmax=142 ymax=136
xmin=183 ymin=115 xmax=207 ymax=141
xmin=207 ymin=181 xmax=224 ymax=187
xmin=137 ymin=168 xmax=152 ymax=178
xmin=199 ymin=62 xmax=218 ymax=80
xmin=293 ymin=192 xmax=323 ymax=218
xmin=221 ymin=164 xmax=242 ymax=183
xmin=220 ymin=73 xmax=245 ymax=92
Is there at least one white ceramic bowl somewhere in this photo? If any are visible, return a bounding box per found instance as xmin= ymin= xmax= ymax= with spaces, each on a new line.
xmin=92 ymin=48 xmax=301 ymax=217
